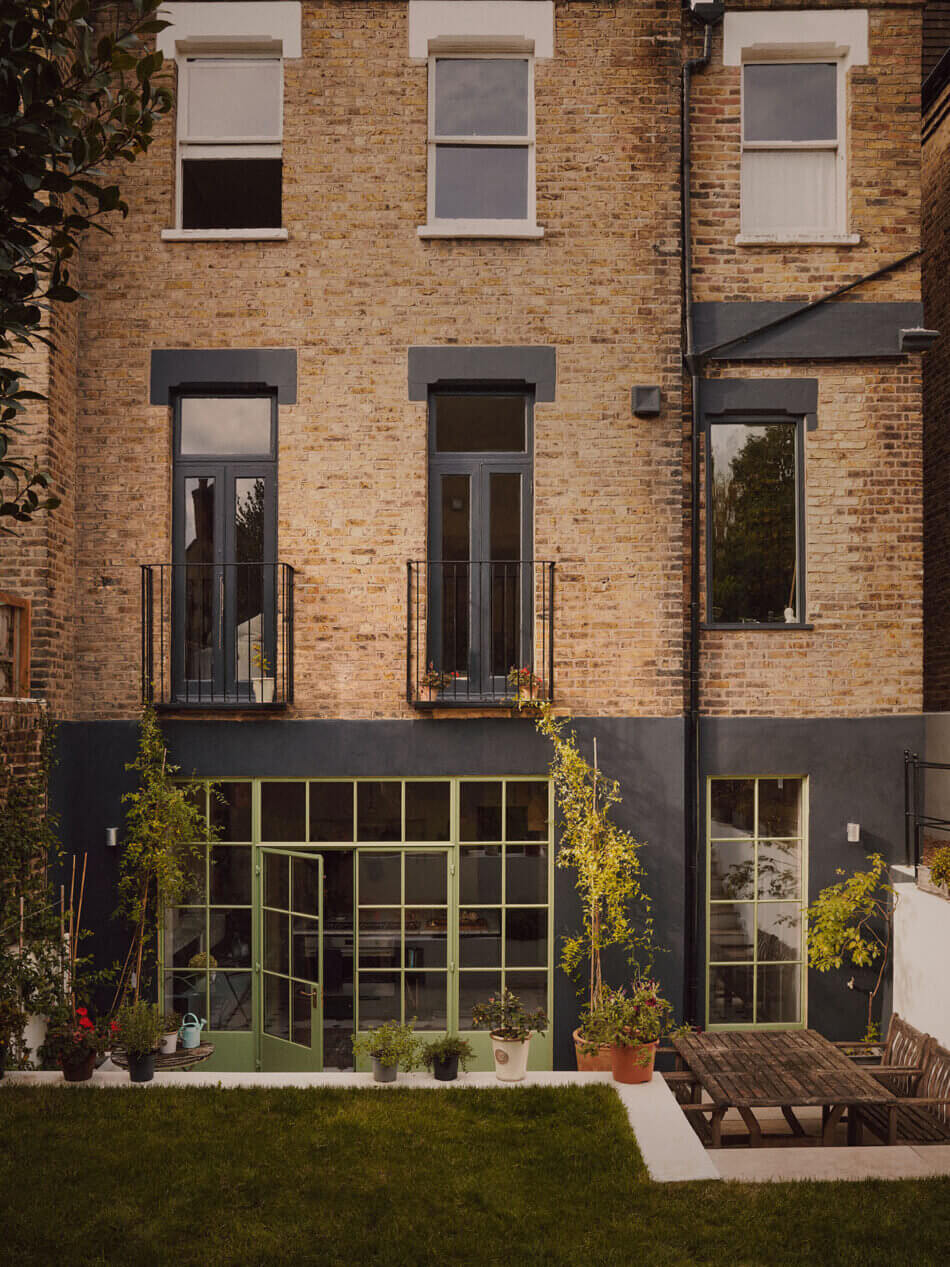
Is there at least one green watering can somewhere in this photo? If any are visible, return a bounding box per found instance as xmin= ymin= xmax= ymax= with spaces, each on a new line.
xmin=179 ymin=1013 xmax=206 ymax=1049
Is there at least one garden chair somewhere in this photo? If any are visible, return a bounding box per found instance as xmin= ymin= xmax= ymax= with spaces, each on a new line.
xmin=852 ymin=1041 xmax=950 ymax=1144
xmin=833 ymin=1014 xmax=934 ymax=1096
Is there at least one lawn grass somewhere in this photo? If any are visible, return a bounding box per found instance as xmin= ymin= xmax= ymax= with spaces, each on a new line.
xmin=2 ymin=1084 xmax=949 ymax=1266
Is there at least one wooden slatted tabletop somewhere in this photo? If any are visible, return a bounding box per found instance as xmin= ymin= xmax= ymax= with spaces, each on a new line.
xmin=671 ymin=1030 xmax=898 ymax=1148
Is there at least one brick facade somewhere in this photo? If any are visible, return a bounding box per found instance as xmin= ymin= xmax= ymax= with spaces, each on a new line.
xmin=0 ymin=0 xmax=929 ymax=726
xmin=0 ymin=699 xmax=47 ymax=804
xmin=923 ymin=75 xmax=950 ymax=708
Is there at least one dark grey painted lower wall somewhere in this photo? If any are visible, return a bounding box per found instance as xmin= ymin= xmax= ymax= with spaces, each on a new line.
xmin=51 ymin=712 xmax=920 ymax=1062
xmin=701 ymin=714 xmax=924 ymax=1041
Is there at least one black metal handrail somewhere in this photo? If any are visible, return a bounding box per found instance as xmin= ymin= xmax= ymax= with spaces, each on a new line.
xmin=406 ymin=560 xmax=555 ymax=708
xmin=141 ymin=562 xmax=294 ymax=707
xmin=904 ymin=748 xmax=950 ymax=868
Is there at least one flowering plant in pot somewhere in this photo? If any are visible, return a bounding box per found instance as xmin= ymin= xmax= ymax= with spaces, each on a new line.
xmin=114 ymin=1001 xmax=166 ymax=1083
xmin=506 ymin=665 xmax=543 ymax=709
xmin=593 ymin=979 xmax=676 ymax=1085
xmin=472 ymin=988 xmax=547 ymax=1082
xmin=351 ymin=1019 xmax=421 ymax=1083
xmin=421 ymin=1035 xmax=475 ymax=1082
xmin=39 ymin=1005 xmax=114 ymax=1082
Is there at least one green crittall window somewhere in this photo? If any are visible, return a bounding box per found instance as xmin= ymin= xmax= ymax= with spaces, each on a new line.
xmin=706 ymin=776 xmax=807 ymax=1030
xmin=162 ymin=777 xmax=553 ymax=1072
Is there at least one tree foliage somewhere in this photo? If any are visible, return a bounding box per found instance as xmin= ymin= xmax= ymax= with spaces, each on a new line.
xmin=805 ymin=852 xmax=895 ymax=1041
xmin=114 ymin=704 xmax=209 ymax=1005
xmin=0 ymin=0 xmax=171 ymax=531
xmin=530 ymin=703 xmax=654 ymax=1013
xmin=0 ymin=712 xmax=64 ymax=1064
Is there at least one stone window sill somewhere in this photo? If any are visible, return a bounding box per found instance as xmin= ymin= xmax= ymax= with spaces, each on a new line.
xmin=702 ymin=623 xmax=815 ymax=632
xmin=734 ymin=234 xmax=861 ymax=247
xmin=161 ymin=229 xmax=289 ymax=242
xmin=418 ymin=222 xmax=544 ymax=240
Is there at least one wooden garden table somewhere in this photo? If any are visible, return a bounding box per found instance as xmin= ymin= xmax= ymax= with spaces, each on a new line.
xmin=670 ymin=1029 xmax=898 ymax=1148
xmin=108 ymin=1043 xmax=215 ymax=1072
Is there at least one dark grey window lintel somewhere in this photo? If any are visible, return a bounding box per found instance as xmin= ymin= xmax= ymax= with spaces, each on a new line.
xmin=150 ymin=349 xmax=297 ymax=405
xmin=409 ymin=346 xmax=556 ymax=402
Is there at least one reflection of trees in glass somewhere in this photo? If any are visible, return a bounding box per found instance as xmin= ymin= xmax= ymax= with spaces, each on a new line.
xmin=711 ymin=424 xmax=796 ymax=623
xmin=235 ymin=478 xmax=265 ymax=564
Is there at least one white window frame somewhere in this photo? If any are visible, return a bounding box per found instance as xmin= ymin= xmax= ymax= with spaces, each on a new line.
xmin=418 ymin=52 xmax=543 ymax=240
xmin=162 ymin=52 xmax=288 ymax=242
xmin=738 ymin=53 xmax=855 ymax=245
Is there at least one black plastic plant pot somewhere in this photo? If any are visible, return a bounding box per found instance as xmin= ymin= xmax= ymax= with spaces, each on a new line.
xmin=432 ymin=1055 xmax=459 ymax=1082
xmin=128 ymin=1051 xmax=156 ymax=1084
xmin=372 ymin=1058 xmax=397 ymax=1083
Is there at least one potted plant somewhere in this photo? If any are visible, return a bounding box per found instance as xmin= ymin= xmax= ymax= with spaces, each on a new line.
xmin=351 ymin=1019 xmax=421 ymax=1083
xmin=507 ymin=665 xmax=543 ymax=709
xmin=421 ymin=1035 xmax=475 ymax=1082
xmin=594 ymin=979 xmax=675 ymax=1085
xmin=252 ymin=641 xmax=275 ymax=704
xmin=188 ymin=950 xmax=218 ymax=984
xmin=472 ymin=988 xmax=547 ymax=1083
xmin=114 ymin=1000 xmax=165 ymax=1083
xmin=39 ymin=1004 xmax=114 ymax=1083
xmin=521 ymin=704 xmax=654 ymax=1070
xmin=160 ymin=1010 xmax=180 ymax=1055
xmin=421 ymin=663 xmax=458 ymax=700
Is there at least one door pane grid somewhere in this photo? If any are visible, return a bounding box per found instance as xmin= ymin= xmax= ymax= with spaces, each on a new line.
xmin=163 ymin=779 xmax=552 ymax=1066
xmin=707 ymin=777 xmax=805 ymax=1029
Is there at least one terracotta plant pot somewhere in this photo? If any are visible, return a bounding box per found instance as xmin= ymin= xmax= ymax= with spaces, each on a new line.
xmin=573 ymin=1028 xmax=613 ymax=1072
xmin=490 ymin=1034 xmax=531 ymax=1082
xmin=62 ymin=1049 xmax=97 ymax=1083
xmin=611 ymin=1040 xmax=658 ymax=1085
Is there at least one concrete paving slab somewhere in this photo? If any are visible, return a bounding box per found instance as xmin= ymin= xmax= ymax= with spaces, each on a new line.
xmin=910 ymin=1145 xmax=950 ymax=1176
xmin=713 ymin=1146 xmax=934 ymax=1183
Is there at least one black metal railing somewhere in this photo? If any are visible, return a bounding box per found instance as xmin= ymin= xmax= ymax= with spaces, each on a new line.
xmin=904 ymin=748 xmax=950 ymax=868
xmin=407 ymin=560 xmax=555 ymax=708
xmin=141 ymin=562 xmax=294 ymax=707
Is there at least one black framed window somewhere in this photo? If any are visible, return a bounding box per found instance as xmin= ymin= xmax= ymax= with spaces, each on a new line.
xmin=707 ymin=417 xmax=804 ymax=626
xmin=427 ymin=389 xmax=533 ymax=694
xmin=172 ymin=392 xmax=278 ymax=701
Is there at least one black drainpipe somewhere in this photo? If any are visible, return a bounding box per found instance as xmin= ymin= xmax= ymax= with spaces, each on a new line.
xmin=681 ymin=3 xmax=720 ymax=1027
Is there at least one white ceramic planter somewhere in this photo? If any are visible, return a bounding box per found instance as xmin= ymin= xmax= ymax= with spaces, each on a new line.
xmin=160 ymin=1031 xmax=178 ymax=1055
xmin=253 ymin=677 xmax=276 ymax=704
xmin=490 ymin=1034 xmax=531 ymax=1082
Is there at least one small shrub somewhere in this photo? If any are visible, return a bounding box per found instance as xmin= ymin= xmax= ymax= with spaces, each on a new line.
xmin=351 ymin=1019 xmax=421 ymax=1071
xmin=115 ymin=1001 xmax=165 ymax=1058
xmin=930 ymin=845 xmax=950 ymax=892
xmin=472 ymin=988 xmax=547 ymax=1042
xmin=421 ymin=1036 xmax=475 ymax=1070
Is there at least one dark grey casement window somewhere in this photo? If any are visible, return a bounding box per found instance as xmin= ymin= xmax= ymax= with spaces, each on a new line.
xmin=707 ymin=417 xmax=805 ymax=626
xmin=177 ymin=56 xmax=283 ymax=231
xmin=427 ymin=390 xmax=533 ymax=694
xmin=172 ymin=392 xmax=278 ymax=700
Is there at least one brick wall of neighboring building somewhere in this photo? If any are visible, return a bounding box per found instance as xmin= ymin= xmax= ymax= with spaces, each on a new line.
xmin=923 ymin=77 xmax=950 ymax=708
xmin=69 ymin=0 xmax=686 ymax=723
xmin=0 ymin=290 xmax=79 ymax=715
xmin=0 ymin=699 xmax=46 ymax=803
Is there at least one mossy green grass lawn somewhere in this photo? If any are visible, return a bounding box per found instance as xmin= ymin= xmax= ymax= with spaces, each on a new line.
xmin=2 ymin=1085 xmax=948 ymax=1266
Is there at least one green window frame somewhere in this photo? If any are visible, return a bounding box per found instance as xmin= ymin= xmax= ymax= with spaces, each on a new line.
xmin=706 ymin=775 xmax=807 ymax=1031
xmin=162 ymin=777 xmax=554 ymax=1067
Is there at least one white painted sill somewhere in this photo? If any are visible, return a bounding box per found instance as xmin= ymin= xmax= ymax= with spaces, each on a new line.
xmin=734 ymin=233 xmax=861 ymax=247
xmin=161 ymin=228 xmax=289 ymax=242
xmin=418 ymin=221 xmax=544 ymax=240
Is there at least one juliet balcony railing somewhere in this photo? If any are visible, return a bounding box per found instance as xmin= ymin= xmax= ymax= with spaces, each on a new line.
xmin=141 ymin=562 xmax=295 ymax=708
xmin=407 ymin=560 xmax=555 ymax=708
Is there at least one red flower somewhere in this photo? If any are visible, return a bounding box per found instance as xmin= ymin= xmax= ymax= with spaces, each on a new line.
xmin=79 ymin=1016 xmax=94 ymax=1029
xmin=76 ymin=1007 xmax=88 ymax=1016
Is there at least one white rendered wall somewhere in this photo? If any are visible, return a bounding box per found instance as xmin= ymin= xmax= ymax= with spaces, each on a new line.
xmin=892 ymin=866 xmax=950 ymax=1049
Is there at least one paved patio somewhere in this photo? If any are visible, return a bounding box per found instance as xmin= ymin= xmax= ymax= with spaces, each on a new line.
xmin=6 ymin=1067 xmax=950 ymax=1184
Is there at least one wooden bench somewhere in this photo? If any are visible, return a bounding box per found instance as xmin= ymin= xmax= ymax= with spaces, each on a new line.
xmin=854 ymin=1041 xmax=950 ymax=1145
xmin=833 ymin=1014 xmax=933 ymax=1098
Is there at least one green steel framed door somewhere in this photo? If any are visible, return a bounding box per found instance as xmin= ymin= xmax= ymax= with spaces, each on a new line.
xmin=259 ymin=847 xmax=323 ymax=1072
